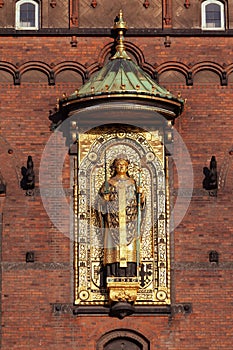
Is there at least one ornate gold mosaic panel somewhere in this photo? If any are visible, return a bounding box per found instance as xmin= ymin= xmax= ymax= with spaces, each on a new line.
xmin=74 ymin=124 xmax=170 ymax=305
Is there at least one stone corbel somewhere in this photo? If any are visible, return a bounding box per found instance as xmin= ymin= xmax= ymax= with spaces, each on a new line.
xmin=91 ymin=0 xmax=97 ymax=8
xmin=70 ymin=35 xmax=78 ymax=47
xmin=49 ymin=70 xmax=55 ymax=86
xmin=184 ymin=0 xmax=190 ymax=8
xmin=14 ymin=71 xmax=21 ymax=85
xmin=221 ymin=71 xmax=228 ymax=86
xmin=186 ymin=71 xmax=193 ymax=86
xmin=143 ymin=0 xmax=150 ymax=8
xmin=164 ymin=35 xmax=171 ymax=47
xmin=50 ymin=0 xmax=56 ymax=8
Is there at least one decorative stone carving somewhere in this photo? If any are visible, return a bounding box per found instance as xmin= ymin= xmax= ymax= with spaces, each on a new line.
xmin=203 ymin=156 xmax=218 ymax=196
xmin=143 ymin=0 xmax=150 ymax=8
xmin=184 ymin=0 xmax=190 ymax=8
xmin=107 ymin=281 xmax=139 ymax=303
xmin=91 ymin=0 xmax=97 ymax=8
xmin=50 ymin=0 xmax=56 ymax=8
xmin=20 ymin=156 xmax=35 ymax=196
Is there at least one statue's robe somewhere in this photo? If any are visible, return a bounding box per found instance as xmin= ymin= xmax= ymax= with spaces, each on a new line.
xmin=99 ymin=176 xmax=145 ymax=277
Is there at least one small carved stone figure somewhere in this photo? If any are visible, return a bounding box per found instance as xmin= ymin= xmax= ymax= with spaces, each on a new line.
xmin=98 ymin=158 xmax=145 ymax=278
xmin=21 ymin=156 xmax=35 ymax=196
xmin=203 ymin=156 xmax=217 ymax=196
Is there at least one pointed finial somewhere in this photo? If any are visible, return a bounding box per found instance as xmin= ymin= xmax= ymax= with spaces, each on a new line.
xmin=114 ymin=9 xmax=127 ymax=30
xmin=111 ymin=10 xmax=131 ymax=60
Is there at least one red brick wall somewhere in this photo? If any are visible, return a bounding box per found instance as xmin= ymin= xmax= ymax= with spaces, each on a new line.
xmin=0 ymin=34 xmax=233 ymax=349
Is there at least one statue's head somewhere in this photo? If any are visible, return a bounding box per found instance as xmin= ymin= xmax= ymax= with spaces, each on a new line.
xmin=111 ymin=158 xmax=130 ymax=176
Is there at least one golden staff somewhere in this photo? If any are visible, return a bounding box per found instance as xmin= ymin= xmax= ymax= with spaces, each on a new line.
xmin=104 ymin=150 xmax=109 ymax=194
xmin=136 ymin=168 xmax=142 ymax=275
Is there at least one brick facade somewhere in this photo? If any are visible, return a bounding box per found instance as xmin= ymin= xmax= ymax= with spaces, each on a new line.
xmin=0 ymin=1 xmax=233 ymax=349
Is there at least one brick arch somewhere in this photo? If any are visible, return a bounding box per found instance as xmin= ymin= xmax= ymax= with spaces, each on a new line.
xmin=157 ymin=62 xmax=189 ymax=85
xmin=156 ymin=61 xmax=189 ymax=75
xmin=96 ymin=41 xmax=115 ymax=67
xmin=96 ymin=329 xmax=150 ymax=350
xmin=159 ymin=70 xmax=187 ymax=84
xmin=124 ymin=41 xmax=152 ymax=69
xmin=20 ymin=61 xmax=51 ymax=76
xmin=192 ymin=61 xmax=223 ymax=84
xmin=0 ymin=62 xmax=16 ymax=76
xmin=21 ymin=70 xmax=48 ymax=83
xmin=0 ymin=62 xmax=17 ymax=83
xmin=54 ymin=61 xmax=86 ymax=83
xmin=20 ymin=61 xmax=51 ymax=83
xmin=193 ymin=70 xmax=221 ymax=84
xmin=193 ymin=69 xmax=222 ymax=84
xmin=86 ymin=62 xmax=102 ymax=78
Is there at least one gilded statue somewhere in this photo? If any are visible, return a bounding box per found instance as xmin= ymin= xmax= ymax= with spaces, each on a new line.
xmin=98 ymin=157 xmax=145 ymax=278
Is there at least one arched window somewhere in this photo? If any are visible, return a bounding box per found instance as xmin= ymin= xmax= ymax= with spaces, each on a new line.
xmin=15 ymin=0 xmax=39 ymax=30
xmin=201 ymin=0 xmax=225 ymax=30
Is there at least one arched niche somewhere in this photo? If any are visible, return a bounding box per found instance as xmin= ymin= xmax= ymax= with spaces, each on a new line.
xmin=21 ymin=69 xmax=48 ymax=83
xmin=72 ymin=105 xmax=171 ymax=309
xmin=56 ymin=70 xmax=83 ymax=84
xmin=159 ymin=70 xmax=186 ymax=84
xmin=193 ymin=70 xmax=221 ymax=84
xmin=96 ymin=329 xmax=150 ymax=350
xmin=0 ymin=70 xmax=14 ymax=83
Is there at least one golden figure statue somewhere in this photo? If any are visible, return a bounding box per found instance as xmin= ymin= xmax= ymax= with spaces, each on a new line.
xmin=98 ymin=158 xmax=145 ymax=279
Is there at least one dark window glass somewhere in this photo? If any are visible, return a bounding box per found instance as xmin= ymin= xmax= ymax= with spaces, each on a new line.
xmin=206 ymin=3 xmax=221 ymax=27
xmin=20 ymin=3 xmax=35 ymax=27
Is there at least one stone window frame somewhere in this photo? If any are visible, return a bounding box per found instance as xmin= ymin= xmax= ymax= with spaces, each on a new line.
xmin=201 ymin=0 xmax=225 ymax=30
xmin=15 ymin=0 xmax=40 ymax=30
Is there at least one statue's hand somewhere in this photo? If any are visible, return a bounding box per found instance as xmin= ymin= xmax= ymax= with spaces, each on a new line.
xmin=137 ymin=186 xmax=143 ymax=194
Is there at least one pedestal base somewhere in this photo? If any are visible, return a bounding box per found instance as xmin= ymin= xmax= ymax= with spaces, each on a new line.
xmin=107 ymin=280 xmax=139 ymax=303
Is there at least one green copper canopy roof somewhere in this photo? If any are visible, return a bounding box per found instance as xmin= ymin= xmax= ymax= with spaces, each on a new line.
xmin=67 ymin=58 xmax=175 ymax=101
xmin=59 ymin=10 xmax=184 ymax=118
